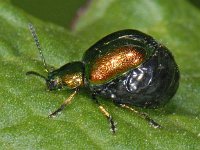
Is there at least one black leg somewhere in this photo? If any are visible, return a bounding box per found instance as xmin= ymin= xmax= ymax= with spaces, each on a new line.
xmin=120 ymin=104 xmax=161 ymax=128
xmin=49 ymin=90 xmax=78 ymax=118
xmin=92 ymin=94 xmax=117 ymax=133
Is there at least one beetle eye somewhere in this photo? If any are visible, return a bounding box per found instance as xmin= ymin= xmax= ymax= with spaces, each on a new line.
xmin=47 ymin=78 xmax=63 ymax=90
xmin=46 ymin=79 xmax=57 ymax=90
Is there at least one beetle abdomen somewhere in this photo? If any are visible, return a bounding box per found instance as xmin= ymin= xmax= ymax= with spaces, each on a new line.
xmin=91 ymin=46 xmax=179 ymax=108
xmin=83 ymin=29 xmax=156 ymax=85
xmin=83 ymin=29 xmax=179 ymax=108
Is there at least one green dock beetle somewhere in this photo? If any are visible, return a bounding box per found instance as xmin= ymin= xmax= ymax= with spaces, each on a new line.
xmin=27 ymin=24 xmax=179 ymax=133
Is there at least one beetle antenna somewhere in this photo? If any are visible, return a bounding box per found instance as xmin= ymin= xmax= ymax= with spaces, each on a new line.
xmin=28 ymin=23 xmax=49 ymax=73
xmin=26 ymin=71 xmax=47 ymax=81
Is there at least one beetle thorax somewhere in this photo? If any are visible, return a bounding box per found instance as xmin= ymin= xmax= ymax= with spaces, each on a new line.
xmin=61 ymin=72 xmax=83 ymax=89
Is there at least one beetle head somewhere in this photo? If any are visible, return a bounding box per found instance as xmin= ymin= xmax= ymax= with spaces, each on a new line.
xmin=46 ymin=75 xmax=63 ymax=91
xmin=27 ymin=24 xmax=84 ymax=91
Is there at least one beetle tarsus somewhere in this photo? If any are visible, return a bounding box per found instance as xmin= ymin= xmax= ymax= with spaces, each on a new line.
xmin=109 ymin=116 xmax=117 ymax=133
xmin=48 ymin=104 xmax=65 ymax=118
xmin=140 ymin=112 xmax=162 ymax=128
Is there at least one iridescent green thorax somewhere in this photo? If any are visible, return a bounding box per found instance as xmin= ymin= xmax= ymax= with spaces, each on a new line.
xmin=47 ymin=61 xmax=84 ymax=90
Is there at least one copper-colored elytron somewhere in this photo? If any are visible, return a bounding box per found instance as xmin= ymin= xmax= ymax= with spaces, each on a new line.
xmin=90 ymin=46 xmax=145 ymax=83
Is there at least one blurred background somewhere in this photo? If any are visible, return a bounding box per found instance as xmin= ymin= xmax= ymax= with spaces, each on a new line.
xmin=0 ymin=0 xmax=200 ymax=149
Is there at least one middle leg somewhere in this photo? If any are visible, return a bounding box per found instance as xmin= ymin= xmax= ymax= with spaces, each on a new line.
xmin=92 ymin=94 xmax=117 ymax=133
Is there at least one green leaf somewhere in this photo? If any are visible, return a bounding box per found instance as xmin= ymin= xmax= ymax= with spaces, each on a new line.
xmin=1 ymin=0 xmax=200 ymax=149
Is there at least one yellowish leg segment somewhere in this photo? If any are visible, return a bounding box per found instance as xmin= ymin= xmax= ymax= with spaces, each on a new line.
xmin=92 ymin=94 xmax=117 ymax=133
xmin=49 ymin=90 xmax=78 ymax=118
xmin=98 ymin=104 xmax=116 ymax=133
xmin=120 ymin=104 xmax=161 ymax=128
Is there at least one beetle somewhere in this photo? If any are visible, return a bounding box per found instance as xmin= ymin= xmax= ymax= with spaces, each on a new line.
xmin=27 ymin=23 xmax=179 ymax=133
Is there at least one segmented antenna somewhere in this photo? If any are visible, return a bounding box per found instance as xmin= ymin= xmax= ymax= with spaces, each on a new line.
xmin=28 ymin=23 xmax=49 ymax=72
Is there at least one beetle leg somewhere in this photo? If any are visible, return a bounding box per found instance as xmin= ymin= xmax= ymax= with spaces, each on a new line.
xmin=92 ymin=94 xmax=117 ymax=133
xmin=48 ymin=89 xmax=78 ymax=118
xmin=119 ymin=104 xmax=161 ymax=129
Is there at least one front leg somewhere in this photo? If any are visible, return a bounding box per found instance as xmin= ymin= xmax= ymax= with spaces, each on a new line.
xmin=49 ymin=89 xmax=78 ymax=118
xmin=92 ymin=94 xmax=117 ymax=133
